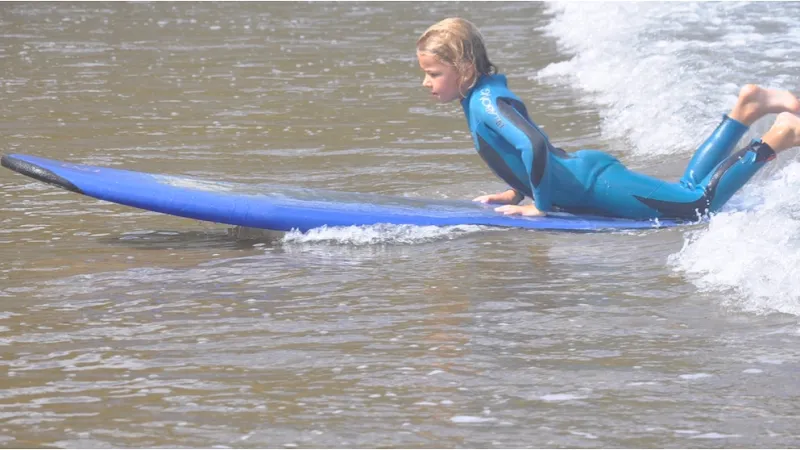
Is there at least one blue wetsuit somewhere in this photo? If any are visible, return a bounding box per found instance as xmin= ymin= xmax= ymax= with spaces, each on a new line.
xmin=463 ymin=74 xmax=777 ymax=220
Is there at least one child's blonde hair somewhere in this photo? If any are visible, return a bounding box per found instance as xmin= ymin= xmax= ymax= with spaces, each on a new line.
xmin=416 ymin=18 xmax=498 ymax=94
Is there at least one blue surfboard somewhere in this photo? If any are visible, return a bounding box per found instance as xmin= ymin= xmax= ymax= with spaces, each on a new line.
xmin=2 ymin=153 xmax=689 ymax=232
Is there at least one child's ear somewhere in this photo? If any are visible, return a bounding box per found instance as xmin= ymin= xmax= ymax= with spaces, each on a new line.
xmin=462 ymin=63 xmax=477 ymax=85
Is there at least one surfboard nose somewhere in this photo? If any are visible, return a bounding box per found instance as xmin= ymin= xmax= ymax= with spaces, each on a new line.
xmin=2 ymin=154 xmax=83 ymax=194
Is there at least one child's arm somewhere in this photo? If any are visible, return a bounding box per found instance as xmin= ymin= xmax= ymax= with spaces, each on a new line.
xmin=483 ymin=100 xmax=553 ymax=212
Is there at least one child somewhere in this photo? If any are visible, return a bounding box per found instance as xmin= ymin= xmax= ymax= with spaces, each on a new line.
xmin=416 ymin=18 xmax=800 ymax=219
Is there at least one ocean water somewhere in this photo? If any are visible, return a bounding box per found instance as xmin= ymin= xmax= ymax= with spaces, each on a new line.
xmin=2 ymin=2 xmax=800 ymax=448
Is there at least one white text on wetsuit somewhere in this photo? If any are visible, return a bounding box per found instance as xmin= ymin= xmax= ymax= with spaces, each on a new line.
xmin=480 ymin=88 xmax=504 ymax=128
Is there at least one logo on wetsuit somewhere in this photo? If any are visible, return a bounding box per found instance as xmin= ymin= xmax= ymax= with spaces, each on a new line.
xmin=479 ymin=88 xmax=504 ymax=129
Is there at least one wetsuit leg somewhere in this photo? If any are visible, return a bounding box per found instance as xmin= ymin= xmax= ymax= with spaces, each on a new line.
xmin=578 ymin=139 xmax=775 ymax=219
xmin=702 ymin=140 xmax=776 ymax=212
xmin=680 ymin=115 xmax=749 ymax=188
xmin=597 ymin=140 xmax=777 ymax=219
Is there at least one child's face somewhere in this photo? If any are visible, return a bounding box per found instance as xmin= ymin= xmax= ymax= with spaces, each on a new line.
xmin=417 ymin=51 xmax=464 ymax=103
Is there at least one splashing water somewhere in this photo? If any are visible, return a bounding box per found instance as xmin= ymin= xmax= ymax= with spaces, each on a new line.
xmin=281 ymin=224 xmax=487 ymax=246
xmin=669 ymin=161 xmax=800 ymax=316
xmin=538 ymin=2 xmax=800 ymax=157
xmin=541 ymin=2 xmax=800 ymax=315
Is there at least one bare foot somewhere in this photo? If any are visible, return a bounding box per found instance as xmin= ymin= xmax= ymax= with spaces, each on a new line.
xmin=729 ymin=84 xmax=800 ymax=126
xmin=762 ymin=112 xmax=800 ymax=153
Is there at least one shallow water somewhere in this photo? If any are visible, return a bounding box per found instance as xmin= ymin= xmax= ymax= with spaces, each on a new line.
xmin=2 ymin=2 xmax=799 ymax=448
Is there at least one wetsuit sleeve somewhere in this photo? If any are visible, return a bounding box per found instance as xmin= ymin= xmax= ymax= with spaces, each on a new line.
xmin=482 ymin=97 xmax=553 ymax=212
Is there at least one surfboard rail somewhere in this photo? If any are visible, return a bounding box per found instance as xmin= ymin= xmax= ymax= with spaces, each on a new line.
xmin=2 ymin=153 xmax=691 ymax=232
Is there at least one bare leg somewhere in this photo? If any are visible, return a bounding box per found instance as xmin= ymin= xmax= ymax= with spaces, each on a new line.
xmin=761 ymin=112 xmax=800 ymax=153
xmin=728 ymin=84 xmax=800 ymax=126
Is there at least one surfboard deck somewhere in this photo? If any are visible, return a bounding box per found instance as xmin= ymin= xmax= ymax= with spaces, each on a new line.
xmin=2 ymin=153 xmax=690 ymax=232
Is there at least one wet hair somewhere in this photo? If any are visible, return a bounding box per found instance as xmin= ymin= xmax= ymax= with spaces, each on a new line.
xmin=416 ymin=18 xmax=498 ymax=94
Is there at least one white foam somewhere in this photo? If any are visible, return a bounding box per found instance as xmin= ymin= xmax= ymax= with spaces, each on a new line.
xmin=539 ymin=3 xmax=800 ymax=157
xmin=542 ymin=3 xmax=800 ymax=317
xmin=540 ymin=393 xmax=587 ymax=402
xmin=569 ymin=431 xmax=598 ymax=440
xmin=690 ymin=432 xmax=741 ymax=440
xmin=281 ymin=224 xmax=484 ymax=246
xmin=669 ymin=161 xmax=800 ymax=316
xmin=450 ymin=415 xmax=497 ymax=424
xmin=679 ymin=373 xmax=712 ymax=380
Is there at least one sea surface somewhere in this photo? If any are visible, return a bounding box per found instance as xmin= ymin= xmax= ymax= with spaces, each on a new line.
xmin=1 ymin=2 xmax=800 ymax=448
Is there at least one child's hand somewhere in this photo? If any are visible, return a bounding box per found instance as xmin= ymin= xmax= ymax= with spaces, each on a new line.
xmin=472 ymin=189 xmax=521 ymax=204
xmin=473 ymin=194 xmax=498 ymax=203
xmin=494 ymin=204 xmax=546 ymax=217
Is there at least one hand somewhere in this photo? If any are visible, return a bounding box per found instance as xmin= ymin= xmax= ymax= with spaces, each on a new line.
xmin=472 ymin=189 xmax=522 ymax=205
xmin=494 ymin=204 xmax=546 ymax=217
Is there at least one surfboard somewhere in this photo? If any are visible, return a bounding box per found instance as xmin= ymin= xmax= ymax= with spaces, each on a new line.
xmin=1 ymin=153 xmax=688 ymax=232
